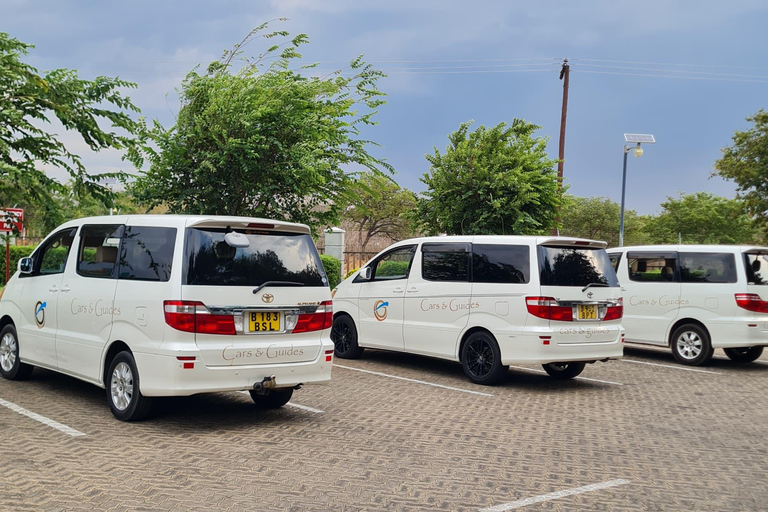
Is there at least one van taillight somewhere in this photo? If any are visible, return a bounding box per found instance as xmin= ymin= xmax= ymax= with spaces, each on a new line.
xmin=525 ymin=297 xmax=573 ymax=321
xmin=603 ymin=298 xmax=624 ymax=321
xmin=735 ymin=293 xmax=768 ymax=313
xmin=293 ymin=301 xmax=333 ymax=333
xmin=164 ymin=301 xmax=236 ymax=335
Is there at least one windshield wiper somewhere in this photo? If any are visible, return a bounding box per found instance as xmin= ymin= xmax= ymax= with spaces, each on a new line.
xmin=252 ymin=281 xmax=306 ymax=294
xmin=582 ymin=282 xmax=610 ymax=292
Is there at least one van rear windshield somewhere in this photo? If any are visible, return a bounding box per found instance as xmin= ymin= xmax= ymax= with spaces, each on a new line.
xmin=745 ymin=253 xmax=768 ymax=285
xmin=183 ymin=228 xmax=327 ymax=287
xmin=538 ymin=246 xmax=619 ymax=287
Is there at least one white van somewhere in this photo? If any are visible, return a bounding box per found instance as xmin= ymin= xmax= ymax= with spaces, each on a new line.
xmin=331 ymin=236 xmax=624 ymax=385
xmin=607 ymin=245 xmax=768 ymax=366
xmin=0 ymin=215 xmax=334 ymax=421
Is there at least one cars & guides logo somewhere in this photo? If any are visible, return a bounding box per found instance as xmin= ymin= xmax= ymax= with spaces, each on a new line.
xmin=373 ymin=300 xmax=388 ymax=321
xmin=34 ymin=301 xmax=46 ymax=328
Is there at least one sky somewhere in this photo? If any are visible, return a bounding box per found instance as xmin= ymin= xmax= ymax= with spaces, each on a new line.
xmin=4 ymin=0 xmax=768 ymax=215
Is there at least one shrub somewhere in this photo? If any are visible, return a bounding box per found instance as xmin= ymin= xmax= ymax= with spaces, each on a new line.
xmin=344 ymin=267 xmax=360 ymax=280
xmin=0 ymin=245 xmax=35 ymax=286
xmin=376 ymin=260 xmax=409 ymax=278
xmin=320 ymin=254 xmax=341 ymax=288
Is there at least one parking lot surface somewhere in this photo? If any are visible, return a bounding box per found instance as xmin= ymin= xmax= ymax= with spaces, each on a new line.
xmin=2 ymin=345 xmax=768 ymax=511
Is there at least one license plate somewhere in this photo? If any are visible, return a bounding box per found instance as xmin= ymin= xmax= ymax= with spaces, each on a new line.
xmin=248 ymin=311 xmax=281 ymax=332
xmin=577 ymin=304 xmax=598 ymax=320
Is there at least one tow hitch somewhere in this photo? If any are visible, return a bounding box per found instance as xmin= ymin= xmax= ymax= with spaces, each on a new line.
xmin=253 ymin=375 xmax=277 ymax=392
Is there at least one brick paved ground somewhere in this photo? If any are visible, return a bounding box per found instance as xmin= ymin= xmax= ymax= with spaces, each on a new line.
xmin=1 ymin=344 xmax=767 ymax=511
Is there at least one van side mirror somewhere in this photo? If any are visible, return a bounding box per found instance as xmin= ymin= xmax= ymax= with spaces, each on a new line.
xmin=18 ymin=257 xmax=33 ymax=275
xmin=360 ymin=267 xmax=372 ymax=281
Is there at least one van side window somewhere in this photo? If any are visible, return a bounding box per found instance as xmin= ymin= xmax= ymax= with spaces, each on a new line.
xmin=422 ymin=243 xmax=470 ymax=282
xmin=627 ymin=253 xmax=677 ymax=282
xmin=745 ymin=253 xmax=768 ymax=285
xmin=77 ymin=225 xmax=124 ymax=279
xmin=679 ymin=253 xmax=736 ymax=283
xmin=119 ymin=226 xmax=176 ymax=282
xmin=30 ymin=228 xmax=78 ymax=276
xmin=371 ymin=246 xmax=415 ymax=281
xmin=472 ymin=244 xmax=529 ymax=284
xmin=609 ymin=254 xmax=621 ymax=272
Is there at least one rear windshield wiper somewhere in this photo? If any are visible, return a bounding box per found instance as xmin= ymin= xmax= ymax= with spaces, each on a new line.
xmin=582 ymin=282 xmax=610 ymax=292
xmin=252 ymin=281 xmax=306 ymax=294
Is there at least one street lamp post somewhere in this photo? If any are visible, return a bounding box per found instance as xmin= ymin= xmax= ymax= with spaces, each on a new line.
xmin=619 ymin=133 xmax=655 ymax=247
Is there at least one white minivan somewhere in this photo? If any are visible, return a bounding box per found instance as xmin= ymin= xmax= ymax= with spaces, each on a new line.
xmin=607 ymin=245 xmax=768 ymax=366
xmin=0 ymin=215 xmax=334 ymax=421
xmin=331 ymin=236 xmax=624 ymax=385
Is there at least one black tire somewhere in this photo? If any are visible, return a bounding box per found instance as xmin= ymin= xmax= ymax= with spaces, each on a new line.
xmin=0 ymin=324 xmax=34 ymax=380
xmin=542 ymin=362 xmax=586 ymax=380
xmin=106 ymin=351 xmax=153 ymax=421
xmin=461 ymin=331 xmax=508 ymax=385
xmin=670 ymin=324 xmax=713 ymax=366
xmin=249 ymin=388 xmax=294 ymax=408
xmin=331 ymin=314 xmax=364 ymax=359
xmin=724 ymin=346 xmax=764 ymax=363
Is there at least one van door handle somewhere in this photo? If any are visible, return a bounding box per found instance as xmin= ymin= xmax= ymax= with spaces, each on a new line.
xmin=49 ymin=285 xmax=59 ymax=293
xmin=61 ymin=285 xmax=71 ymax=293
xmin=407 ymin=287 xmax=418 ymax=293
xmin=393 ymin=287 xmax=404 ymax=293
xmin=621 ymin=287 xmax=627 ymax=291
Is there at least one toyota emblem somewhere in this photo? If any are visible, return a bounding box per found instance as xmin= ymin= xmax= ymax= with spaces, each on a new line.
xmin=587 ymin=291 xmax=594 ymax=299
xmin=261 ymin=293 xmax=274 ymax=304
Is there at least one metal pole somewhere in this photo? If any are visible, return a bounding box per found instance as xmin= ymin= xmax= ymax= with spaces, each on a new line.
xmin=553 ymin=59 xmax=570 ymax=236
xmin=619 ymin=147 xmax=629 ymax=247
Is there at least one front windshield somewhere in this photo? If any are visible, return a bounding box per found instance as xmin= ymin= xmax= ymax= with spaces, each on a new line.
xmin=538 ymin=245 xmax=619 ymax=287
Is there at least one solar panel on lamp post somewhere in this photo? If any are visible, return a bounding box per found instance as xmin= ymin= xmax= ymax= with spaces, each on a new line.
xmin=619 ymin=134 xmax=655 ymax=247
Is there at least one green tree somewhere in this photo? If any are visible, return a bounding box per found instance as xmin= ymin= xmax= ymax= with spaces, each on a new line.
xmin=715 ymin=109 xmax=768 ymax=228
xmin=417 ymin=120 xmax=559 ymax=235
xmin=0 ymin=32 xmax=140 ymax=212
xmin=342 ymin=173 xmax=418 ymax=250
xmin=129 ymin=22 xmax=390 ymax=229
xmin=644 ymin=192 xmax=755 ymax=244
xmin=559 ymin=195 xmax=649 ymax=247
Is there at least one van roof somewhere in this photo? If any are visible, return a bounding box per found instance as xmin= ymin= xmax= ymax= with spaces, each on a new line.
xmin=607 ymin=244 xmax=768 ymax=254
xmin=393 ymin=235 xmax=607 ymax=249
xmin=53 ymin=214 xmax=311 ymax=235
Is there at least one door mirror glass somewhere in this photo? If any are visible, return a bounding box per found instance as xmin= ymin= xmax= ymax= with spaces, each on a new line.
xmin=18 ymin=257 xmax=32 ymax=274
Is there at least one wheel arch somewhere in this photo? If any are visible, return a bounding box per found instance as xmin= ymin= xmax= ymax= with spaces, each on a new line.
xmin=667 ymin=318 xmax=710 ymax=347
xmin=457 ymin=326 xmax=496 ymax=361
xmin=102 ymin=340 xmax=132 ymax=388
xmin=0 ymin=315 xmax=15 ymax=332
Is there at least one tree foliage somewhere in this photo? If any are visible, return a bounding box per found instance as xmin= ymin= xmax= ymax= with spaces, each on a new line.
xmin=129 ymin=22 xmax=391 ymax=229
xmin=715 ymin=109 xmax=768 ymax=228
xmin=559 ymin=195 xmax=648 ymax=247
xmin=0 ymin=32 xmax=140 ymax=212
xmin=342 ymin=173 xmax=417 ymax=250
xmin=417 ymin=120 xmax=560 ymax=235
xmin=644 ymin=192 xmax=755 ymax=244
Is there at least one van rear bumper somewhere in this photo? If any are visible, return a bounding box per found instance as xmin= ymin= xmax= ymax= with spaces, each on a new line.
xmin=710 ymin=321 xmax=768 ymax=349
xmin=134 ymin=344 xmax=334 ymax=396
xmin=498 ymin=335 xmax=623 ymax=365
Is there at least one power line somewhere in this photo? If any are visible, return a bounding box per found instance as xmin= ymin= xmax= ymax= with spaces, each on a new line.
xmin=574 ymin=62 xmax=768 ymax=80
xmin=573 ymin=69 xmax=768 ymax=84
xmin=573 ymin=57 xmax=768 ymax=71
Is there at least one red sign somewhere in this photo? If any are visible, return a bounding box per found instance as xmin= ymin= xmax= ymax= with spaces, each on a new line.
xmin=0 ymin=208 xmax=24 ymax=233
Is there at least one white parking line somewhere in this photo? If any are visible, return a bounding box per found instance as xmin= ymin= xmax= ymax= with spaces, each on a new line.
xmin=0 ymin=397 xmax=85 ymax=437
xmin=236 ymin=391 xmax=324 ymax=414
xmin=479 ymin=479 xmax=631 ymax=511
xmin=334 ymin=364 xmax=494 ymax=397
xmin=508 ymin=366 xmax=624 ymax=386
xmin=622 ymin=359 xmax=722 ymax=375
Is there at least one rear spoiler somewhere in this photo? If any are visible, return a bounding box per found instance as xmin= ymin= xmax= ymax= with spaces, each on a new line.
xmin=186 ymin=217 xmax=310 ymax=235
xmin=538 ymin=237 xmax=607 ymax=250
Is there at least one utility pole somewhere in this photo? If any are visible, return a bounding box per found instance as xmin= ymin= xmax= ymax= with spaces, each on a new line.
xmin=553 ymin=58 xmax=570 ymax=236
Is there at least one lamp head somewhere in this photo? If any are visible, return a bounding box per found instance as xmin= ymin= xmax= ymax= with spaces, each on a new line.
xmin=633 ymin=144 xmax=643 ymax=158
